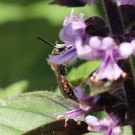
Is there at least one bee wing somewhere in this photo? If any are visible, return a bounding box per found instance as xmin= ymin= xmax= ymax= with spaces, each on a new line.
xmin=56 ymin=73 xmax=77 ymax=100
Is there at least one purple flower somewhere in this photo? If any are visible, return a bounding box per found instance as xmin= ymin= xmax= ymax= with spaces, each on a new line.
xmin=57 ymin=108 xmax=86 ymax=120
xmin=117 ymin=0 xmax=135 ymax=5
xmin=85 ymin=0 xmax=135 ymax=5
xmin=57 ymin=86 xmax=100 ymax=120
xmin=48 ymin=10 xmax=87 ymax=65
xmin=78 ymin=0 xmax=135 ymax=5
xmin=60 ymin=9 xmax=86 ymax=44
xmin=48 ymin=46 xmax=77 ymax=64
xmin=76 ymin=36 xmax=133 ymax=81
xmin=85 ymin=115 xmax=122 ymax=135
xmin=74 ymin=86 xmax=100 ymax=103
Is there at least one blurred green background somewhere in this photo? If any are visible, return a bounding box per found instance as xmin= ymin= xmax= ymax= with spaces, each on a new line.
xmin=0 ymin=0 xmax=101 ymax=97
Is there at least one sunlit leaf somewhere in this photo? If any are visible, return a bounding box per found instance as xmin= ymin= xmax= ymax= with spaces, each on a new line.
xmin=67 ymin=61 xmax=100 ymax=85
xmin=0 ymin=91 xmax=77 ymax=135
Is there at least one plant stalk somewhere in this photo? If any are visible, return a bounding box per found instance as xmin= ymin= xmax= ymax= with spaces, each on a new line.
xmin=102 ymin=0 xmax=123 ymax=35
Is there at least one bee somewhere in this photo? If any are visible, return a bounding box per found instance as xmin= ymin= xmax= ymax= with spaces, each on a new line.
xmin=55 ymin=65 xmax=77 ymax=100
xmin=37 ymin=37 xmax=77 ymax=100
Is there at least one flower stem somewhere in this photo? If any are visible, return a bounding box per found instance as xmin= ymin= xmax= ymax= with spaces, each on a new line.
xmin=102 ymin=0 xmax=123 ymax=35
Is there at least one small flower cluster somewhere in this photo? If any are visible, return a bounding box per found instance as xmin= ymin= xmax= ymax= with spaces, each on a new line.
xmin=48 ymin=0 xmax=135 ymax=135
xmin=48 ymin=9 xmax=135 ymax=81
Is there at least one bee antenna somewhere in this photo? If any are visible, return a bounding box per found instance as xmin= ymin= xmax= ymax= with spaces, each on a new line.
xmin=37 ymin=37 xmax=54 ymax=47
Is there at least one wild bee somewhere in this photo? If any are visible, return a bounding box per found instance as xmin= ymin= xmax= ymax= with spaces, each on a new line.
xmin=37 ymin=37 xmax=77 ymax=100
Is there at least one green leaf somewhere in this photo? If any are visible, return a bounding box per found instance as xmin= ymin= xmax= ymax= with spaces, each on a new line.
xmin=123 ymin=126 xmax=132 ymax=135
xmin=0 ymin=91 xmax=132 ymax=135
xmin=0 ymin=91 xmax=77 ymax=135
xmin=67 ymin=61 xmax=100 ymax=85
xmin=0 ymin=80 xmax=29 ymax=98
